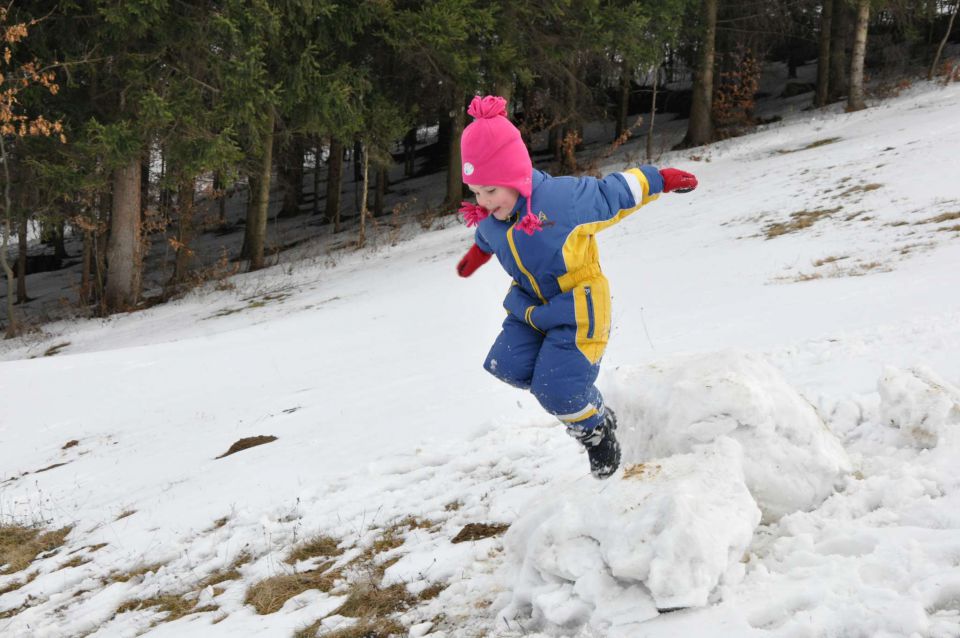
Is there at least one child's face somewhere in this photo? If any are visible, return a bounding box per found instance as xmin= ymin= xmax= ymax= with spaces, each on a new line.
xmin=468 ymin=185 xmax=520 ymax=221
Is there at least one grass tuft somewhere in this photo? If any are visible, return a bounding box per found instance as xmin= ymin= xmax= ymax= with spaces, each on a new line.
xmin=115 ymin=594 xmax=217 ymax=622
xmin=764 ymin=207 xmax=842 ymax=239
xmin=245 ymin=568 xmax=338 ymax=615
xmin=287 ymin=535 xmax=344 ymax=564
xmin=450 ymin=523 xmax=509 ymax=544
xmin=0 ymin=524 xmax=72 ymax=575
xmin=216 ymin=435 xmax=278 ymax=459
xmin=334 ymin=581 xmax=416 ymax=619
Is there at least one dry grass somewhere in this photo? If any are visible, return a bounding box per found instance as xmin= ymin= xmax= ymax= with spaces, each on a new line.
xmin=335 ymin=582 xmax=415 ymax=618
xmin=812 ymin=255 xmax=849 ymax=267
xmin=61 ymin=440 xmax=79 ymax=450
xmin=0 ymin=524 xmax=72 ymax=575
xmin=623 ymin=463 xmax=663 ymax=480
xmin=451 ymin=523 xmax=509 ymax=544
xmin=115 ymin=594 xmax=217 ymax=622
xmin=417 ymin=583 xmax=445 ymax=601
xmin=916 ymin=211 xmax=960 ymax=225
xmin=776 ymin=137 xmax=842 ymax=154
xmin=60 ymin=556 xmax=92 ymax=570
xmin=245 ymin=568 xmax=339 ymax=614
xmin=287 ymin=535 xmax=344 ymax=564
xmin=115 ymin=510 xmax=136 ymax=521
xmin=198 ymin=551 xmax=252 ymax=589
xmin=43 ymin=342 xmax=70 ymax=357
xmin=216 ymin=435 xmax=278 ymax=459
xmin=764 ymin=207 xmax=842 ymax=239
xmin=938 ymin=224 xmax=960 ymax=233
xmin=107 ymin=562 xmax=166 ymax=584
xmin=298 ymin=618 xmax=405 ymax=638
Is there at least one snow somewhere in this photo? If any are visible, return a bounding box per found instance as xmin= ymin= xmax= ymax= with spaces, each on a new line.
xmin=1 ymin=70 xmax=960 ymax=637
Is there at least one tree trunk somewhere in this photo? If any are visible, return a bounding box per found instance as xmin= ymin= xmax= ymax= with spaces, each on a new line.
xmin=680 ymin=0 xmax=718 ymax=148
xmin=312 ymin=141 xmax=321 ymax=216
xmin=104 ymin=157 xmax=143 ymax=311
xmin=616 ymin=58 xmax=631 ymax=141
xmin=815 ymin=0 xmax=834 ymax=107
xmin=0 ymin=135 xmax=19 ymax=336
xmin=828 ymin=0 xmax=850 ymax=102
xmin=847 ymin=0 xmax=870 ymax=112
xmin=16 ymin=214 xmax=27 ymax=304
xmin=278 ymin=137 xmax=303 ymax=218
xmin=326 ymin=136 xmax=344 ymax=232
xmin=52 ymin=218 xmax=67 ymax=259
xmin=357 ymin=142 xmax=370 ymax=248
xmin=929 ymin=0 xmax=960 ymax=81
xmin=445 ymin=91 xmax=466 ymax=209
xmin=81 ymin=226 xmax=92 ymax=305
xmin=214 ymin=171 xmax=227 ymax=227
xmin=245 ymin=108 xmax=275 ymax=271
xmin=171 ymin=175 xmax=195 ymax=284
xmin=374 ymin=165 xmax=386 ymax=217
xmin=647 ymin=63 xmax=660 ymax=162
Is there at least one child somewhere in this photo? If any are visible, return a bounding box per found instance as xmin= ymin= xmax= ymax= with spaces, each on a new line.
xmin=456 ymin=95 xmax=697 ymax=479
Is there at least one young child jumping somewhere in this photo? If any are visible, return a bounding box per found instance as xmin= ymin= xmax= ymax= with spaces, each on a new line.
xmin=455 ymin=95 xmax=698 ymax=479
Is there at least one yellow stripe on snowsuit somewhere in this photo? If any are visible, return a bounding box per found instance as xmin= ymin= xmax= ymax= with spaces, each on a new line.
xmin=559 ymin=168 xmax=657 ymax=365
xmin=556 ymin=404 xmax=599 ymax=424
xmin=507 ymin=220 xmax=546 ymax=303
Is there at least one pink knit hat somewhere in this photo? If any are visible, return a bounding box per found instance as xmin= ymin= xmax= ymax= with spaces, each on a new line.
xmin=460 ymin=96 xmax=533 ymax=200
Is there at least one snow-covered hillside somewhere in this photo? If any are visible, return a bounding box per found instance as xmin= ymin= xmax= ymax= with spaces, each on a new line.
xmin=1 ymin=78 xmax=959 ymax=638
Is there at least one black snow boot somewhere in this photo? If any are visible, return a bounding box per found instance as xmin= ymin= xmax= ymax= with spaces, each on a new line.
xmin=568 ymin=409 xmax=621 ymax=480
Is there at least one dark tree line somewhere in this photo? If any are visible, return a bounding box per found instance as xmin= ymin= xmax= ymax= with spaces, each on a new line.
xmin=1 ymin=0 xmax=957 ymax=335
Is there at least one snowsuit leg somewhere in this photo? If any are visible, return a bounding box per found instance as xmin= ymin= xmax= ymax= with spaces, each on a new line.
xmin=483 ymin=314 xmax=544 ymax=390
xmin=530 ymin=325 xmax=605 ymax=432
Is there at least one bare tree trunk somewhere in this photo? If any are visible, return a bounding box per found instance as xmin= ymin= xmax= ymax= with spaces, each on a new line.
xmin=930 ymin=0 xmax=960 ymax=81
xmin=0 ymin=135 xmax=19 ymax=336
xmin=616 ymin=58 xmax=631 ymax=140
xmin=171 ymin=175 xmax=195 ymax=284
xmin=245 ymin=108 xmax=275 ymax=271
xmin=647 ymin=64 xmax=660 ymax=162
xmin=680 ymin=0 xmax=717 ymax=148
xmin=326 ymin=136 xmax=344 ymax=232
xmin=374 ymin=165 xmax=386 ymax=217
xmin=104 ymin=157 xmax=143 ymax=312
xmin=16 ymin=214 xmax=27 ymax=303
xmin=53 ymin=218 xmax=67 ymax=259
xmin=446 ymin=90 xmax=466 ymax=208
xmin=312 ymin=141 xmax=321 ymax=216
xmin=828 ymin=1 xmax=850 ymax=102
xmin=81 ymin=226 xmax=92 ymax=304
xmin=278 ymin=137 xmax=303 ymax=218
xmin=847 ymin=0 xmax=870 ymax=112
xmin=214 ymin=171 xmax=227 ymax=227
xmin=357 ymin=142 xmax=370 ymax=248
xmin=815 ymin=0 xmax=834 ymax=107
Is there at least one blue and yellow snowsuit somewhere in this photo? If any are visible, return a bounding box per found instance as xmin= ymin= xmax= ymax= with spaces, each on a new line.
xmin=476 ymin=166 xmax=664 ymax=432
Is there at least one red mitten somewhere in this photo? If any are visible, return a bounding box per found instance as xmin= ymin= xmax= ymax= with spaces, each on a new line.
xmin=660 ymin=168 xmax=698 ymax=193
xmin=457 ymin=244 xmax=493 ymax=277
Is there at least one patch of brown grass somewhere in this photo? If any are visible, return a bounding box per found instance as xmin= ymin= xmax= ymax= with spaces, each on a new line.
xmin=287 ymin=535 xmax=344 ymax=564
xmin=623 ymin=463 xmax=663 ymax=480
xmin=115 ymin=594 xmax=217 ymax=621
xmin=303 ymin=618 xmax=405 ymax=638
xmin=216 ymin=435 xmax=278 ymax=459
xmin=0 ymin=524 xmax=72 ymax=575
xmin=834 ymin=183 xmax=882 ymax=199
xmin=60 ymin=556 xmax=92 ymax=570
xmin=418 ymin=583 xmax=445 ymax=601
xmin=938 ymin=224 xmax=960 ymax=233
xmin=812 ymin=255 xmax=849 ymax=267
xmin=108 ymin=562 xmax=166 ymax=584
xmin=245 ymin=568 xmax=339 ymax=615
xmin=62 ymin=440 xmax=79 ymax=450
xmin=199 ymin=552 xmax=252 ymax=589
xmin=764 ymin=207 xmax=842 ymax=239
xmin=916 ymin=211 xmax=960 ymax=225
xmin=451 ymin=523 xmax=509 ymax=544
xmin=43 ymin=342 xmax=70 ymax=357
xmin=776 ymin=137 xmax=842 ymax=154
xmin=115 ymin=510 xmax=136 ymax=521
xmin=334 ymin=581 xmax=415 ymax=619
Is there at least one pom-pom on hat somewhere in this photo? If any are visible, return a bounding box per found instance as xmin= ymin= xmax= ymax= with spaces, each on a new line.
xmin=460 ymin=96 xmax=533 ymax=200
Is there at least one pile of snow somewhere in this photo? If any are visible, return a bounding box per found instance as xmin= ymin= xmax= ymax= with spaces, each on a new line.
xmin=879 ymin=365 xmax=960 ymax=449
xmin=605 ymin=350 xmax=852 ymax=521
xmin=499 ymin=438 xmax=759 ymax=637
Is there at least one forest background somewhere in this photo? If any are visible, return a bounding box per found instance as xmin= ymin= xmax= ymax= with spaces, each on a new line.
xmin=1 ymin=0 xmax=958 ymax=337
